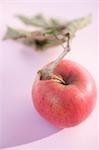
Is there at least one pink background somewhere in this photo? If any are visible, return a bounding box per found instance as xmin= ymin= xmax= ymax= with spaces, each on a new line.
xmin=0 ymin=1 xmax=98 ymax=150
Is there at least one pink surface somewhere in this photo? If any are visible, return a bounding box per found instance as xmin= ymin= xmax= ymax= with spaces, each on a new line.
xmin=0 ymin=1 xmax=98 ymax=150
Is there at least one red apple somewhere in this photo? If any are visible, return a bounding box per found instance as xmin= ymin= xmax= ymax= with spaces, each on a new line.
xmin=32 ymin=60 xmax=97 ymax=128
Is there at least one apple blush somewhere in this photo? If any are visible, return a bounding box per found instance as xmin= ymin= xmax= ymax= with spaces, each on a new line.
xmin=32 ymin=33 xmax=97 ymax=128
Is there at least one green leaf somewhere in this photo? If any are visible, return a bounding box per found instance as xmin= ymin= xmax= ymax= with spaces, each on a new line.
xmin=49 ymin=18 xmax=61 ymax=27
xmin=32 ymin=14 xmax=48 ymax=27
xmin=3 ymin=26 xmax=29 ymax=40
xmin=17 ymin=14 xmax=48 ymax=28
xmin=16 ymin=15 xmax=34 ymax=25
xmin=44 ymin=28 xmax=59 ymax=35
xmin=67 ymin=14 xmax=92 ymax=38
xmin=3 ymin=14 xmax=92 ymax=50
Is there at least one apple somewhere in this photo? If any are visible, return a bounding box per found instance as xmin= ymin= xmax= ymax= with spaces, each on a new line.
xmin=32 ymin=34 xmax=97 ymax=128
xmin=32 ymin=59 xmax=97 ymax=128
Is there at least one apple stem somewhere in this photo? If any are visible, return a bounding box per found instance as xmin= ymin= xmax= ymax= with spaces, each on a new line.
xmin=38 ymin=33 xmax=71 ymax=81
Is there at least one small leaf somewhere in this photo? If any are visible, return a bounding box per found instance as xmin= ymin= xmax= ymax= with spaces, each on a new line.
xmin=16 ymin=15 xmax=34 ymax=25
xmin=49 ymin=18 xmax=61 ymax=27
xmin=17 ymin=14 xmax=48 ymax=28
xmin=3 ymin=26 xmax=29 ymax=40
xmin=44 ymin=28 xmax=59 ymax=35
xmin=67 ymin=14 xmax=92 ymax=38
xmin=32 ymin=14 xmax=48 ymax=27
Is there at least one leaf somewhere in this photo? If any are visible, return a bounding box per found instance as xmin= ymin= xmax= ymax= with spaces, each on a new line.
xmin=67 ymin=14 xmax=92 ymax=38
xmin=3 ymin=14 xmax=92 ymax=50
xmin=32 ymin=14 xmax=48 ymax=27
xmin=44 ymin=28 xmax=59 ymax=35
xmin=17 ymin=14 xmax=48 ymax=28
xmin=16 ymin=15 xmax=34 ymax=25
xmin=49 ymin=18 xmax=61 ymax=27
xmin=3 ymin=26 xmax=30 ymax=40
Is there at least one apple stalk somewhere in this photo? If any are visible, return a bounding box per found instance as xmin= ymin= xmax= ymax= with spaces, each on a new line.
xmin=38 ymin=33 xmax=70 ymax=83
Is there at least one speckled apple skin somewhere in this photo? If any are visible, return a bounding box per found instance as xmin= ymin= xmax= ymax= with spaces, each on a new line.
xmin=32 ymin=60 xmax=97 ymax=128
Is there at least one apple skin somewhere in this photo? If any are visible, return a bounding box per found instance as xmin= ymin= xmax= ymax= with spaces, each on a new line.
xmin=32 ymin=60 xmax=97 ymax=128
